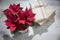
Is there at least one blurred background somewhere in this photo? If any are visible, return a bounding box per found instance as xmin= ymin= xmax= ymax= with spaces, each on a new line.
xmin=0 ymin=0 xmax=60 ymax=40
xmin=0 ymin=0 xmax=60 ymax=9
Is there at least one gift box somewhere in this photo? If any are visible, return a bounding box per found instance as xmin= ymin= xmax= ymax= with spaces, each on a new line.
xmin=30 ymin=0 xmax=55 ymax=25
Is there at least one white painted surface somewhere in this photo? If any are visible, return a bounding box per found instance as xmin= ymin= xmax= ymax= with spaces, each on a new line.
xmin=32 ymin=21 xmax=60 ymax=40
xmin=0 ymin=0 xmax=60 ymax=40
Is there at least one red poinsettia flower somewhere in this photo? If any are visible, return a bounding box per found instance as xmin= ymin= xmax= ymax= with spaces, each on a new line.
xmin=25 ymin=7 xmax=35 ymax=25
xmin=3 ymin=4 xmax=35 ymax=33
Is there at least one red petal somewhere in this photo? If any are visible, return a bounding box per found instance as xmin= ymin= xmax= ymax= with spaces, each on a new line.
xmin=14 ymin=17 xmax=20 ymax=22
xmin=10 ymin=26 xmax=16 ymax=32
xmin=9 ymin=4 xmax=13 ymax=10
xmin=3 ymin=9 xmax=11 ymax=16
xmin=5 ymin=20 xmax=16 ymax=32
xmin=26 ymin=21 xmax=32 ymax=25
xmin=5 ymin=20 xmax=14 ymax=27
xmin=19 ymin=20 xmax=26 ymax=24
xmin=9 ymin=4 xmax=20 ymax=12
xmin=27 ymin=17 xmax=34 ymax=21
